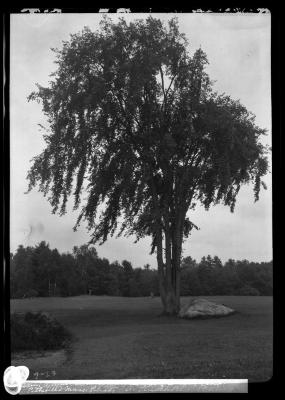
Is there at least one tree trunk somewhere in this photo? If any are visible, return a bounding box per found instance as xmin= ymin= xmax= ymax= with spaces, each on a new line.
xmin=159 ymin=269 xmax=180 ymax=315
xmin=156 ymin=226 xmax=167 ymax=310
xmin=164 ymin=286 xmax=178 ymax=314
xmin=157 ymin=210 xmax=184 ymax=315
xmin=150 ymin=174 xmax=183 ymax=316
xmin=157 ymin=230 xmax=182 ymax=316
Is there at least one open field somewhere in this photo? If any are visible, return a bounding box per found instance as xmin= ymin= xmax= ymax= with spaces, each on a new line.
xmin=10 ymin=296 xmax=273 ymax=382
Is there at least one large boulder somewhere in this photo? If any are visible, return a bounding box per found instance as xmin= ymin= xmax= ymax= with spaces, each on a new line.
xmin=179 ymin=298 xmax=235 ymax=319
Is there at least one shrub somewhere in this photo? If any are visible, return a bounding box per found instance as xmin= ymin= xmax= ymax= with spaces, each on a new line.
xmin=11 ymin=311 xmax=72 ymax=352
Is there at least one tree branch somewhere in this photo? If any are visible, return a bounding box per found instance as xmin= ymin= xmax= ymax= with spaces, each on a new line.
xmin=165 ymin=73 xmax=177 ymax=98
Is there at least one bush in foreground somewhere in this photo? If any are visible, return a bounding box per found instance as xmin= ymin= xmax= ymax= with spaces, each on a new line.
xmin=11 ymin=311 xmax=72 ymax=352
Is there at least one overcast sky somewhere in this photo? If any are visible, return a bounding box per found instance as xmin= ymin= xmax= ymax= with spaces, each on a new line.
xmin=10 ymin=12 xmax=272 ymax=267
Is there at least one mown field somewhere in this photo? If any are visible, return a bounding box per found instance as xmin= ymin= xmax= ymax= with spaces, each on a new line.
xmin=10 ymin=295 xmax=273 ymax=382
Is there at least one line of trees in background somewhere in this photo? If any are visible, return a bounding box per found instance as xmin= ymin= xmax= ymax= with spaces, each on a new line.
xmin=10 ymin=242 xmax=272 ymax=299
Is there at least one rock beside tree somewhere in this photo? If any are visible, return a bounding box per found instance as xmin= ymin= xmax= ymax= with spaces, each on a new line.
xmin=179 ymin=298 xmax=235 ymax=319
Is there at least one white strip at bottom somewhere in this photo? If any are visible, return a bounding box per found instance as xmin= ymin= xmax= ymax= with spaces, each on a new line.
xmin=20 ymin=379 xmax=248 ymax=394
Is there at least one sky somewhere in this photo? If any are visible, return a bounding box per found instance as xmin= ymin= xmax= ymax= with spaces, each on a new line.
xmin=10 ymin=12 xmax=272 ymax=268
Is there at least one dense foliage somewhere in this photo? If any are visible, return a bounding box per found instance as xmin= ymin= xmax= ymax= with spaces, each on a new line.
xmin=10 ymin=242 xmax=272 ymax=298
xmin=11 ymin=311 xmax=72 ymax=352
xmin=26 ymin=16 xmax=269 ymax=314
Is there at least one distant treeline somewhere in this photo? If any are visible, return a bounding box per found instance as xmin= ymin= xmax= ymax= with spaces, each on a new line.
xmin=10 ymin=242 xmax=272 ymax=298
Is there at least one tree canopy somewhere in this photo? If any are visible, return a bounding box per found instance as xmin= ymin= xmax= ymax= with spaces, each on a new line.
xmin=27 ymin=16 xmax=269 ymax=314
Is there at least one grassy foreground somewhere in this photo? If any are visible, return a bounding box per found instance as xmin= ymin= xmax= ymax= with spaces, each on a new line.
xmin=10 ymin=295 xmax=272 ymax=382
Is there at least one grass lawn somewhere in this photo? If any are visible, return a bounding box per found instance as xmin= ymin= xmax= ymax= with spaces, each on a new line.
xmin=10 ymin=295 xmax=272 ymax=382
